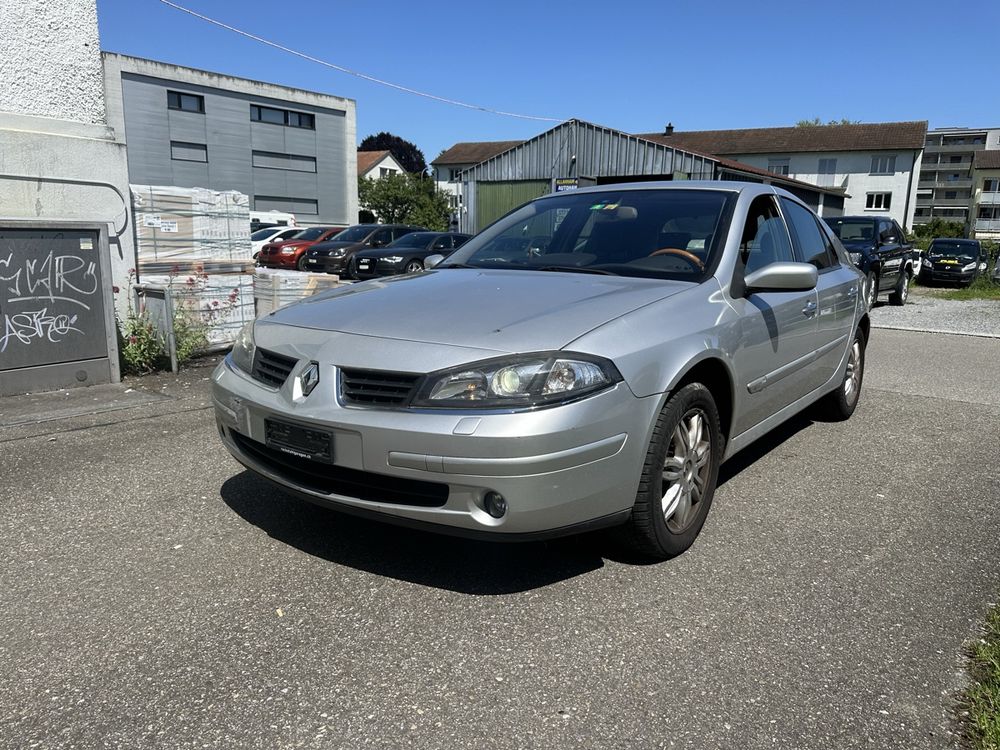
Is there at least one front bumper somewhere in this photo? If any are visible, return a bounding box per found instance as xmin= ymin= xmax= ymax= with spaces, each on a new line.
xmin=258 ymin=252 xmax=299 ymax=268
xmin=304 ymin=254 xmax=348 ymax=274
xmin=212 ymin=356 xmax=656 ymax=538
xmin=924 ymin=266 xmax=976 ymax=283
xmin=354 ymin=257 xmax=405 ymax=280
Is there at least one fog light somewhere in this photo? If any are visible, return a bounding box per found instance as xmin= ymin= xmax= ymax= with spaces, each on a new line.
xmin=484 ymin=491 xmax=507 ymax=519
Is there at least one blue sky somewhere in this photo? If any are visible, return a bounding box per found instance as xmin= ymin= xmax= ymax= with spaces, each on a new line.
xmin=97 ymin=0 xmax=1000 ymax=164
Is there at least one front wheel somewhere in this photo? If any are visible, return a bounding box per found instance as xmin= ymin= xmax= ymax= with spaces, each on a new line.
xmin=889 ymin=271 xmax=909 ymax=305
xmin=816 ymin=326 xmax=866 ymax=420
xmin=864 ymin=271 xmax=877 ymax=310
xmin=403 ymin=259 xmax=424 ymax=274
xmin=619 ymin=383 xmax=722 ymax=560
xmin=296 ymin=255 xmax=310 ymax=272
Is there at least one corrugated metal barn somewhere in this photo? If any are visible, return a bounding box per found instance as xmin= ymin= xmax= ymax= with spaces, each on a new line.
xmin=456 ymin=120 xmax=845 ymax=232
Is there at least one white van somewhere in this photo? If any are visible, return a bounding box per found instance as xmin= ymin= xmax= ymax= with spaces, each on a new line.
xmin=250 ymin=210 xmax=297 ymax=231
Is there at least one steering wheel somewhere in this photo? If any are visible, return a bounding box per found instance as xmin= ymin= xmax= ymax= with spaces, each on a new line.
xmin=647 ymin=247 xmax=705 ymax=270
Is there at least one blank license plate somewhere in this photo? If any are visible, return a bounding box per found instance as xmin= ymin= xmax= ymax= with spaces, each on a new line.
xmin=358 ymin=260 xmax=371 ymax=270
xmin=265 ymin=419 xmax=332 ymax=462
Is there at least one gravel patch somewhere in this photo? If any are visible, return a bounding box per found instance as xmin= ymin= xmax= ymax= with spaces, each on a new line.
xmin=869 ymin=292 xmax=1000 ymax=338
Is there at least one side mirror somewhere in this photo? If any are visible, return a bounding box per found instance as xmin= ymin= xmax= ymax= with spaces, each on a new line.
xmin=744 ymin=261 xmax=818 ymax=294
xmin=425 ymin=254 xmax=445 ymax=269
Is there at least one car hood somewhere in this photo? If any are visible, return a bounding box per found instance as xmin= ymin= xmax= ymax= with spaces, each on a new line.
xmin=266 ymin=268 xmax=693 ymax=352
xmin=308 ymin=241 xmax=363 ymax=254
xmin=841 ymin=241 xmax=876 ymax=252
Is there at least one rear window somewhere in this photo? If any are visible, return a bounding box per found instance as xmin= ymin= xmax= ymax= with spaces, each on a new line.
xmin=825 ymin=218 xmax=877 ymax=243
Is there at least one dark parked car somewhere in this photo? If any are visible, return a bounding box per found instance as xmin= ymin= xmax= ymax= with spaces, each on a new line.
xmin=824 ymin=216 xmax=916 ymax=308
xmin=350 ymin=232 xmax=472 ymax=280
xmin=303 ymin=224 xmax=426 ymax=276
xmin=256 ymin=226 xmax=342 ymax=271
xmin=919 ymin=238 xmax=986 ymax=286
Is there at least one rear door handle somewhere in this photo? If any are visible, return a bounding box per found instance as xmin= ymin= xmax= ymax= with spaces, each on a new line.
xmin=847 ymin=285 xmax=858 ymax=298
xmin=802 ymin=300 xmax=818 ymax=316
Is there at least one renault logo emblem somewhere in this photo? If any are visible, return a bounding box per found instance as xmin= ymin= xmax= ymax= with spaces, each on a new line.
xmin=299 ymin=362 xmax=320 ymax=397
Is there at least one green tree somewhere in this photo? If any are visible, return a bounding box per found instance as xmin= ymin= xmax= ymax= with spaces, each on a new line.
xmin=358 ymin=173 xmax=450 ymax=230
xmin=359 ymin=132 xmax=427 ymax=173
xmin=796 ymin=117 xmax=861 ymax=127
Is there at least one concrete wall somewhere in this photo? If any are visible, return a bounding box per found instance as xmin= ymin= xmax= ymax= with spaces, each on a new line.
xmin=729 ymin=150 xmax=922 ymax=229
xmin=0 ymin=0 xmax=106 ymax=125
xmin=103 ymin=54 xmax=358 ymax=227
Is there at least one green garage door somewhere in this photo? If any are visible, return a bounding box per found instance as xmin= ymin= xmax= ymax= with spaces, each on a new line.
xmin=475 ymin=180 xmax=550 ymax=231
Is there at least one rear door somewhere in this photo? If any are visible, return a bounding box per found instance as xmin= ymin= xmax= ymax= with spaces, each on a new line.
xmin=780 ymin=197 xmax=859 ymax=389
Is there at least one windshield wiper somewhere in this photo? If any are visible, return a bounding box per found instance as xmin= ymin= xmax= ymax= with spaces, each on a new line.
xmin=535 ymin=265 xmax=618 ymax=276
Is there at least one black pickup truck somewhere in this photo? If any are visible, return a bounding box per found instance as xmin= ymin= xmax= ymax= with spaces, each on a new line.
xmin=824 ymin=216 xmax=917 ymax=308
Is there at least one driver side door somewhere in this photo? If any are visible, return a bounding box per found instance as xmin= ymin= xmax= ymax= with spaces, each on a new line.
xmin=728 ymin=195 xmax=820 ymax=435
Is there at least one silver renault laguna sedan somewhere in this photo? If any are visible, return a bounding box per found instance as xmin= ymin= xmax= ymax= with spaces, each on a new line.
xmin=213 ymin=182 xmax=868 ymax=558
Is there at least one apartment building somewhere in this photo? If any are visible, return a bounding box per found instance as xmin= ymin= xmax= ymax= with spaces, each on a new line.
xmin=914 ymin=126 xmax=1000 ymax=234
xmin=643 ymin=121 xmax=927 ymax=229
xmin=971 ymin=149 xmax=1000 ymax=239
xmin=102 ymin=53 xmax=358 ymax=226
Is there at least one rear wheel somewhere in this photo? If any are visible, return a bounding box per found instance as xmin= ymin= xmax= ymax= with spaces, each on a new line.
xmin=619 ymin=383 xmax=722 ymax=560
xmin=816 ymin=326 xmax=866 ymax=420
xmin=864 ymin=271 xmax=877 ymax=310
xmin=889 ymin=271 xmax=909 ymax=305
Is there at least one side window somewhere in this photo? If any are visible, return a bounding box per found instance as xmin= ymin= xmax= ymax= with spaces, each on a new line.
xmin=741 ymin=196 xmax=795 ymax=275
xmin=816 ymin=219 xmax=842 ymax=267
xmin=780 ymin=198 xmax=834 ymax=270
xmin=372 ymin=229 xmax=392 ymax=246
xmin=878 ymin=220 xmax=893 ymax=243
xmin=892 ymin=221 xmax=905 ymax=243
xmin=432 ymin=236 xmax=451 ymax=250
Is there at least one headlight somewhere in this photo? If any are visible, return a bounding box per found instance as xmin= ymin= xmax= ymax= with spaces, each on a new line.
xmin=848 ymin=252 xmax=862 ymax=265
xmin=383 ymin=255 xmax=404 ymax=263
xmin=962 ymin=262 xmax=977 ymax=272
xmin=280 ymin=247 xmax=296 ymax=255
xmin=411 ymin=353 xmax=621 ymax=409
xmin=230 ymin=321 xmax=255 ymax=374
xmin=922 ymin=258 xmax=932 ymax=268
xmin=331 ymin=248 xmax=347 ymax=257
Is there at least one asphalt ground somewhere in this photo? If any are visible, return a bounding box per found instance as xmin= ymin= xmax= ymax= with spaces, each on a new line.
xmin=1 ymin=329 xmax=998 ymax=749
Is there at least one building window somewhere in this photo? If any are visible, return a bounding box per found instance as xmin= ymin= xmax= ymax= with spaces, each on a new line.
xmin=944 ymin=191 xmax=957 ymax=199
xmin=254 ymin=196 xmax=319 ymax=215
xmin=983 ymin=178 xmax=1000 ymax=192
xmin=250 ymin=105 xmax=315 ymax=129
xmin=946 ymin=173 xmax=962 ymax=182
xmin=949 ymin=155 xmax=963 ymax=163
xmin=170 ymin=141 xmax=208 ymax=162
xmin=167 ymin=91 xmax=204 ymax=113
xmin=251 ymin=151 xmax=317 ymax=173
xmin=817 ymin=158 xmax=837 ymax=187
xmin=767 ymin=158 xmax=790 ymax=176
xmin=379 ymin=167 xmax=393 ymax=178
xmin=449 ymin=167 xmax=464 ymax=181
xmin=870 ymin=155 xmax=896 ymax=175
xmin=865 ymin=192 xmax=892 ymax=211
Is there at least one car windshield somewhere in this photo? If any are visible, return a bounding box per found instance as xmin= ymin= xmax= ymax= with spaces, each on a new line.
xmin=442 ymin=189 xmax=732 ymax=280
xmin=333 ymin=226 xmax=375 ymax=242
xmin=294 ymin=227 xmax=329 ymax=241
xmin=929 ymin=241 xmax=978 ymax=259
xmin=825 ymin=218 xmax=876 ymax=243
xmin=252 ymin=227 xmax=298 ymax=241
xmin=388 ymin=232 xmax=436 ymax=248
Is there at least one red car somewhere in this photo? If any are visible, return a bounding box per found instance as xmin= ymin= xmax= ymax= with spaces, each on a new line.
xmin=256 ymin=226 xmax=342 ymax=271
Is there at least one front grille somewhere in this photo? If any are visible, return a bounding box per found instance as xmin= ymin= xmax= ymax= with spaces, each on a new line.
xmin=341 ymin=368 xmax=421 ymax=406
xmin=252 ymin=349 xmax=297 ymax=388
xmin=231 ymin=431 xmax=448 ymax=507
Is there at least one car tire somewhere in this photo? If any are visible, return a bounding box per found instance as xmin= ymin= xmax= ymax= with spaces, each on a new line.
xmin=889 ymin=271 xmax=909 ymax=305
xmin=864 ymin=271 xmax=876 ymax=310
xmin=404 ymin=259 xmax=424 ymax=274
xmin=297 ymin=255 xmax=310 ymax=272
xmin=619 ymin=382 xmax=722 ymax=560
xmin=816 ymin=326 xmax=866 ymax=421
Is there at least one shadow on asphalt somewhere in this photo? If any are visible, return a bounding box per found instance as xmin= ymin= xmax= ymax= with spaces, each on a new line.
xmin=220 ymin=410 xmax=821 ymax=592
xmin=220 ymin=471 xmax=608 ymax=594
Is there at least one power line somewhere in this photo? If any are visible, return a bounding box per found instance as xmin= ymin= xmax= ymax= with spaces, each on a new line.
xmin=158 ymin=0 xmax=564 ymax=123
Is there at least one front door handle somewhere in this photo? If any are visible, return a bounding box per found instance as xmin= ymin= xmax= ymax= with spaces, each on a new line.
xmin=847 ymin=285 xmax=858 ymax=298
xmin=802 ymin=300 xmax=818 ymax=316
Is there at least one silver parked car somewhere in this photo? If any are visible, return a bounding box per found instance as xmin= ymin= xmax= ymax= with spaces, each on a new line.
xmin=213 ymin=182 xmax=868 ymax=559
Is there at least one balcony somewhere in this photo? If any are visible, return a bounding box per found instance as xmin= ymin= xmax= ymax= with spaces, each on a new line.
xmin=924 ymin=142 xmax=985 ymax=153
xmin=919 ymin=161 xmax=973 ymax=170
xmin=930 ymin=197 xmax=972 ymax=207
xmin=974 ymin=219 xmax=1000 ymax=233
xmin=918 ymin=178 xmax=974 ymax=189
xmin=978 ymin=191 xmax=1000 ymax=206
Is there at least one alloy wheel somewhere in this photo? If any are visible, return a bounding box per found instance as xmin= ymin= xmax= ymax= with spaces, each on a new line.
xmin=866 ymin=274 xmax=876 ymax=309
xmin=404 ymin=260 xmax=424 ymax=274
xmin=900 ymin=274 xmax=909 ymax=303
xmin=661 ymin=409 xmax=712 ymax=533
xmin=843 ymin=339 xmax=862 ymax=405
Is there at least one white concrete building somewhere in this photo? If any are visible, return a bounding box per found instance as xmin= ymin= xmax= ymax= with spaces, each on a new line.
xmin=641 ymin=121 xmax=927 ymax=230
